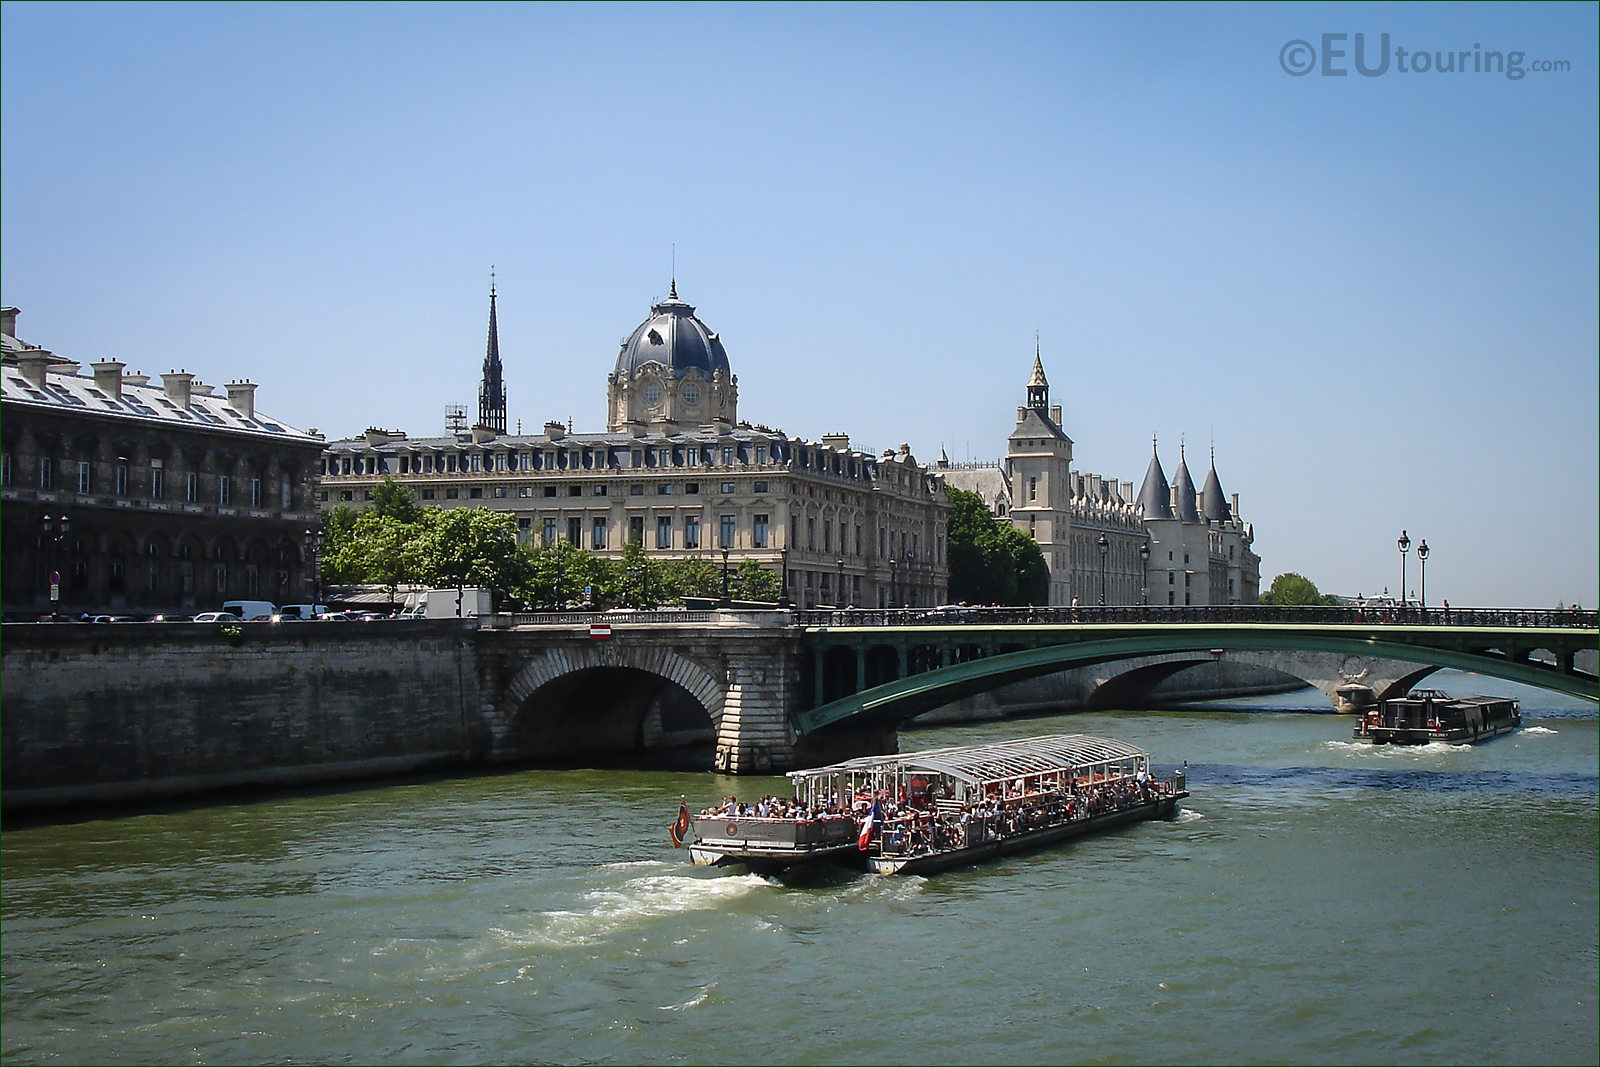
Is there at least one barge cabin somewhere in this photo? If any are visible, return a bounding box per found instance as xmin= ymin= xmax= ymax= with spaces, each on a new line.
xmin=1352 ymin=688 xmax=1522 ymax=745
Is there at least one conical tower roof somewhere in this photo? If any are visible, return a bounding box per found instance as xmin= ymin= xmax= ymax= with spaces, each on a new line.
xmin=1201 ymin=447 xmax=1230 ymax=522
xmin=1137 ymin=439 xmax=1173 ymax=519
xmin=1172 ymin=445 xmax=1201 ymax=523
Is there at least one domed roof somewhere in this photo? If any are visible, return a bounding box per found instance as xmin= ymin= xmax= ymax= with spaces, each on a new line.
xmin=614 ymin=284 xmax=731 ymax=381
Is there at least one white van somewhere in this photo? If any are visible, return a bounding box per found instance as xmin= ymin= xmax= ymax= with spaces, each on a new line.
xmin=222 ymin=600 xmax=276 ymax=621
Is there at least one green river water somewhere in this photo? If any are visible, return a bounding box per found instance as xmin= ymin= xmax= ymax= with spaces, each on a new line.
xmin=3 ymin=672 xmax=1595 ymax=1065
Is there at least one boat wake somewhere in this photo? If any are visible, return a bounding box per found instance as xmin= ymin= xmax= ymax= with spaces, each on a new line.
xmin=506 ymin=870 xmax=769 ymax=947
xmin=1521 ymin=726 xmax=1558 ymax=735
xmin=1173 ymin=809 xmax=1205 ymax=824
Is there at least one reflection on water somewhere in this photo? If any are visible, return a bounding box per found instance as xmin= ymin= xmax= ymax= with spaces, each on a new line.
xmin=3 ymin=671 xmax=1595 ymax=1065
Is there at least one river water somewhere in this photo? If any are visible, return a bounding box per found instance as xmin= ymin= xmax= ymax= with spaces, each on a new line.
xmin=4 ymin=672 xmax=1596 ymax=1065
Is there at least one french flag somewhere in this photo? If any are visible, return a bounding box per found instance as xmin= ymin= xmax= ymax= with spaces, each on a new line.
xmin=857 ymin=800 xmax=881 ymax=851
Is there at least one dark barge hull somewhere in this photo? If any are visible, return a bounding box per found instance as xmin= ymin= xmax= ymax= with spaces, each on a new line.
xmin=867 ymin=791 xmax=1187 ymax=877
xmin=688 ymin=841 xmax=867 ymax=877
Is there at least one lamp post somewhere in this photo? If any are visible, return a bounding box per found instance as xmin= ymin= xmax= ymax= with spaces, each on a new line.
xmin=303 ymin=527 xmax=323 ymax=610
xmin=42 ymin=513 xmax=71 ymax=612
xmin=1139 ymin=540 xmax=1151 ymax=607
xmin=719 ymin=546 xmax=731 ymax=607
xmin=1397 ymin=530 xmax=1411 ymax=613
xmin=889 ymin=556 xmax=897 ymax=610
xmin=836 ymin=557 xmax=845 ymax=608
xmin=778 ymin=547 xmax=791 ymax=608
xmin=1097 ymin=533 xmax=1109 ymax=606
xmin=554 ymin=553 xmax=564 ymax=610
xmin=1417 ymin=539 xmax=1429 ymax=612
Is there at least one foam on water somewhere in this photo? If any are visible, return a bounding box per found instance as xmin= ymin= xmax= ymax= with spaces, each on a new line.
xmin=1521 ymin=726 xmax=1558 ymax=735
xmin=500 ymin=869 xmax=770 ymax=948
xmin=1174 ymin=809 xmax=1206 ymax=824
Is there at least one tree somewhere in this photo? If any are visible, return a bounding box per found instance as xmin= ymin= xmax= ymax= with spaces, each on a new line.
xmin=1260 ymin=572 xmax=1340 ymax=606
xmin=733 ymin=558 xmax=783 ymax=603
xmin=945 ymin=485 xmax=1049 ymax=605
xmin=412 ymin=507 xmax=525 ymax=601
xmin=518 ymin=540 xmax=613 ymax=608
xmin=318 ymin=504 xmax=364 ymax=584
xmin=369 ymin=476 xmax=421 ymax=524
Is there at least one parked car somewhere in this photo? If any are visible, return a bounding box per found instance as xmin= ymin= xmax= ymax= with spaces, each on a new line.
xmin=316 ymin=612 xmax=355 ymax=622
xmin=149 ymin=613 xmax=191 ymax=622
xmin=268 ymin=613 xmax=305 ymax=623
xmin=192 ymin=611 xmax=241 ymax=623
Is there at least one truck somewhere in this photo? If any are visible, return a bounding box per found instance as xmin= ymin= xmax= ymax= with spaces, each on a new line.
xmin=400 ymin=587 xmax=494 ymax=619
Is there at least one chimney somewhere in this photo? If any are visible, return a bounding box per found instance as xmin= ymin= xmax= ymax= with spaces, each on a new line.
xmin=471 ymin=424 xmax=497 ymax=443
xmin=162 ymin=370 xmax=194 ymax=406
xmin=16 ymin=347 xmax=52 ymax=388
xmin=1 ymin=307 xmax=17 ymax=338
xmin=122 ymin=371 xmax=150 ymax=386
xmin=225 ymin=379 xmax=257 ymax=418
xmin=91 ymin=360 xmax=126 ymax=398
xmin=820 ymin=432 xmax=851 ymax=450
xmin=1016 ymin=406 xmax=1026 ymax=425
xmin=1050 ymin=405 xmax=1063 ymax=425
xmin=543 ymin=419 xmax=566 ymax=441
xmin=1231 ymin=492 xmax=1240 ymax=519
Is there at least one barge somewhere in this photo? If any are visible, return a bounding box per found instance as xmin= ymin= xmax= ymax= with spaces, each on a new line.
xmin=1352 ymin=688 xmax=1521 ymax=745
xmin=679 ymin=733 xmax=1187 ymax=877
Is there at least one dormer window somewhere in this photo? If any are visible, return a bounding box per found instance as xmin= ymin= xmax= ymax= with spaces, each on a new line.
xmin=648 ymin=329 xmax=663 ymax=345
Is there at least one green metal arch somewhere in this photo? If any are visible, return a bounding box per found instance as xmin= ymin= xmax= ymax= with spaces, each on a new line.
xmin=794 ymin=628 xmax=1598 ymax=734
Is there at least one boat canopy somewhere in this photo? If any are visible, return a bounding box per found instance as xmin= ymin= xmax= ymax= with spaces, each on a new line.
xmin=788 ymin=734 xmax=1151 ymax=792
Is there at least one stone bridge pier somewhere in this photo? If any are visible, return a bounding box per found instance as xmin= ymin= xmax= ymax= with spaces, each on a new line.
xmin=475 ymin=614 xmax=882 ymax=775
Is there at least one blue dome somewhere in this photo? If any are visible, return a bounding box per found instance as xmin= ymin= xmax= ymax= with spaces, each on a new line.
xmin=615 ymin=290 xmax=731 ymax=381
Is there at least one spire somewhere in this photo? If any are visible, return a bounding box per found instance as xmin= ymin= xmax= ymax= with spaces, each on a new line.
xmin=1137 ymin=437 xmax=1174 ymax=519
xmin=1201 ymin=444 xmax=1231 ymax=522
xmin=1172 ymin=439 xmax=1201 ymax=523
xmin=1026 ymin=334 xmax=1049 ymax=411
xmin=477 ymin=271 xmax=507 ymax=433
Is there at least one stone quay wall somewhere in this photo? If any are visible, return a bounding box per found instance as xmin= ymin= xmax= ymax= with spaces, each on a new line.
xmin=2 ymin=620 xmax=482 ymax=813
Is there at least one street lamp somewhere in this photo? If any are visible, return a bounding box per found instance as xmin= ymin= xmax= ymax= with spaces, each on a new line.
xmin=1397 ymin=530 xmax=1411 ymax=612
xmin=1139 ymin=540 xmax=1151 ymax=607
xmin=836 ymin=557 xmax=845 ymax=608
xmin=303 ymin=527 xmax=323 ymax=609
xmin=1097 ymin=533 xmax=1109 ymax=606
xmin=719 ymin=545 xmax=731 ymax=607
xmin=553 ymin=553 xmax=564 ymax=610
xmin=1417 ymin=539 xmax=1429 ymax=611
xmin=889 ymin=556 xmax=897 ymax=610
xmin=42 ymin=514 xmax=71 ymax=611
xmin=778 ymin=547 xmax=791 ymax=608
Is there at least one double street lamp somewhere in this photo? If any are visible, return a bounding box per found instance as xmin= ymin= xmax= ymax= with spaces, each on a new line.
xmin=836 ymin=557 xmax=845 ymax=608
xmin=777 ymin=547 xmax=791 ymax=609
xmin=1417 ymin=539 xmax=1430 ymax=610
xmin=889 ymin=556 xmax=897 ymax=610
xmin=718 ymin=545 xmax=732 ymax=607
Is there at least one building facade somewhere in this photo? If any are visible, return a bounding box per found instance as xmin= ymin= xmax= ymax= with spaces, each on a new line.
xmin=941 ymin=349 xmax=1259 ymax=606
xmin=319 ymin=287 xmax=949 ymax=609
xmin=1 ymin=306 xmax=328 ymax=617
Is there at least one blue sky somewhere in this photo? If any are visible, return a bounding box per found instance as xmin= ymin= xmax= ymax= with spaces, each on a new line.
xmin=3 ymin=2 xmax=1595 ymax=608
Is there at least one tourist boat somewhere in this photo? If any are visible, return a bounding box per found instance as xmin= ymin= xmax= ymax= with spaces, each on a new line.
xmin=1351 ymin=688 xmax=1521 ymax=745
xmin=679 ymin=733 xmax=1188 ymax=877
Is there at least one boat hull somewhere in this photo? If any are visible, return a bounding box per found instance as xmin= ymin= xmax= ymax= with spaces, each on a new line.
xmin=866 ymin=792 xmax=1185 ymax=876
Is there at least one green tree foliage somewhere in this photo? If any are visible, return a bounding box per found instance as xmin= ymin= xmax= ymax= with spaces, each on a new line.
xmin=413 ymin=507 xmax=526 ymax=597
xmin=733 ymin=558 xmax=783 ymax=603
xmin=945 ymin=485 xmax=1049 ymax=605
xmin=369 ymin=476 xmax=421 ymax=524
xmin=1260 ymin=572 xmax=1340 ymax=606
xmin=518 ymin=540 xmax=614 ymax=608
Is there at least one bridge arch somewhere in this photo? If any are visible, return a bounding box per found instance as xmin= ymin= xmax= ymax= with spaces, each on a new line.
xmin=795 ymin=631 xmax=1598 ymax=735
xmin=497 ymin=645 xmax=725 ymax=763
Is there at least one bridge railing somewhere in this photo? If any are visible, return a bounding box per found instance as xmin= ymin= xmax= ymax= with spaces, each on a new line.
xmin=796 ymin=604 xmax=1599 ymax=629
xmin=502 ymin=610 xmax=718 ymax=626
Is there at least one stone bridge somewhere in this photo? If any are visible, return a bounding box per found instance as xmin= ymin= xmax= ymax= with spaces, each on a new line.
xmin=4 ymin=606 xmax=1595 ymax=811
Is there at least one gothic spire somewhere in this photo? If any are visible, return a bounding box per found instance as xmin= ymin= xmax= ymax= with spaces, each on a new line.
xmin=478 ymin=272 xmax=507 ymax=433
xmin=1026 ymin=333 xmax=1049 ymax=411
